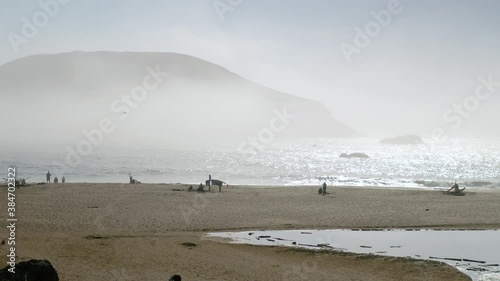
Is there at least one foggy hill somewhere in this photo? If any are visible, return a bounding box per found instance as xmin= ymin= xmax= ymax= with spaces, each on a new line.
xmin=0 ymin=51 xmax=355 ymax=148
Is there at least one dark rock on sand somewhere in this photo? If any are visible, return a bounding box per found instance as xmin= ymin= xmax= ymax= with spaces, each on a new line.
xmin=380 ymin=135 xmax=423 ymax=145
xmin=0 ymin=259 xmax=59 ymax=281
xmin=169 ymin=275 xmax=182 ymax=281
xmin=340 ymin=153 xmax=369 ymax=159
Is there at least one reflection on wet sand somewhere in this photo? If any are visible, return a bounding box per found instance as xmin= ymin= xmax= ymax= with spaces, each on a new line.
xmin=209 ymin=229 xmax=500 ymax=281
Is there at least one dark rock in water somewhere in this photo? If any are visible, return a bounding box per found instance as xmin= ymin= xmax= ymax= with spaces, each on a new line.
xmin=169 ymin=275 xmax=182 ymax=281
xmin=380 ymin=135 xmax=423 ymax=145
xmin=340 ymin=152 xmax=369 ymax=159
xmin=0 ymin=259 xmax=59 ymax=281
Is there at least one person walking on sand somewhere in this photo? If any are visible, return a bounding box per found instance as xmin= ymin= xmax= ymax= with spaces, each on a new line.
xmin=322 ymin=182 xmax=327 ymax=196
xmin=46 ymin=171 xmax=51 ymax=183
xmin=62 ymin=176 xmax=65 ymax=183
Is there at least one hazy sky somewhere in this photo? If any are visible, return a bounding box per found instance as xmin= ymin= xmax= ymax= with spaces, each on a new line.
xmin=1 ymin=0 xmax=499 ymax=137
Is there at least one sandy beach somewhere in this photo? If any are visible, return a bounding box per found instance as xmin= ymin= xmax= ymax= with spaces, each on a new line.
xmin=2 ymin=183 xmax=499 ymax=280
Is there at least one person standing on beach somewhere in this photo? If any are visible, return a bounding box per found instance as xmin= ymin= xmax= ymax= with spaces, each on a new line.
xmin=62 ymin=176 xmax=65 ymax=183
xmin=322 ymin=182 xmax=327 ymax=196
xmin=46 ymin=171 xmax=51 ymax=183
xmin=450 ymin=181 xmax=459 ymax=192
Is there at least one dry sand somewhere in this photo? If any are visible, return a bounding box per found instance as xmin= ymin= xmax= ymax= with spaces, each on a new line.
xmin=2 ymin=183 xmax=499 ymax=280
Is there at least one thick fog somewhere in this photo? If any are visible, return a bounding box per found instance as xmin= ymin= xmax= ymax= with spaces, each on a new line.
xmin=0 ymin=51 xmax=354 ymax=152
xmin=1 ymin=0 xmax=499 ymax=152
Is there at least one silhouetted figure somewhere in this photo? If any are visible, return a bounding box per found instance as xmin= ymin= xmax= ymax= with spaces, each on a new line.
xmin=448 ymin=181 xmax=465 ymax=194
xmin=450 ymin=181 xmax=459 ymax=192
xmin=54 ymin=177 xmax=58 ymax=184
xmin=322 ymin=182 xmax=327 ymax=196
xmin=188 ymin=185 xmax=193 ymax=192
xmin=46 ymin=171 xmax=51 ymax=183
xmin=62 ymin=176 xmax=65 ymax=183
xmin=204 ymin=175 xmax=213 ymax=191
xmin=129 ymin=173 xmax=141 ymax=184
xmin=197 ymin=183 xmax=205 ymax=192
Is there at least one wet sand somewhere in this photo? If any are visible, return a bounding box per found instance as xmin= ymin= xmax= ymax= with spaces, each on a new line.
xmin=2 ymin=183 xmax=499 ymax=280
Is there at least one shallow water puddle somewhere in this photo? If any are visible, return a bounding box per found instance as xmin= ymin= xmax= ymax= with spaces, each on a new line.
xmin=208 ymin=229 xmax=500 ymax=281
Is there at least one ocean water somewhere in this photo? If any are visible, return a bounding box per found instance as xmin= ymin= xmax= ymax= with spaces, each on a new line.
xmin=1 ymin=137 xmax=499 ymax=189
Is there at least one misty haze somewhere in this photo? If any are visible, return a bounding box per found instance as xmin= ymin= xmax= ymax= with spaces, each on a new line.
xmin=0 ymin=1 xmax=499 ymax=281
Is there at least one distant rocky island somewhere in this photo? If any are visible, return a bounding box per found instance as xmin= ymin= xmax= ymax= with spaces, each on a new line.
xmin=340 ymin=152 xmax=369 ymax=159
xmin=380 ymin=135 xmax=424 ymax=145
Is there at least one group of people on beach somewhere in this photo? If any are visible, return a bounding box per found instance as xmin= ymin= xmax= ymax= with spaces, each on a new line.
xmin=42 ymin=170 xmax=465 ymax=197
xmin=187 ymin=183 xmax=206 ymax=192
xmin=320 ymin=182 xmax=328 ymax=196
xmin=187 ymin=175 xmax=225 ymax=192
xmin=46 ymin=171 xmax=65 ymax=184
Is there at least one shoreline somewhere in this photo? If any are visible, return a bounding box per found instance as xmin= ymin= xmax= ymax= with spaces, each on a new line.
xmin=13 ymin=182 xmax=500 ymax=193
xmin=5 ymin=183 xmax=500 ymax=230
